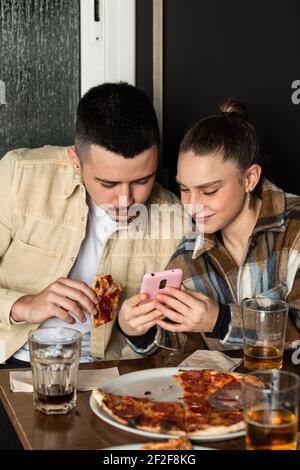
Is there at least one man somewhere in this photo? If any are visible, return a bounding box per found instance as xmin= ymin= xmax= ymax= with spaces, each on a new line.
xmin=0 ymin=82 xmax=185 ymax=365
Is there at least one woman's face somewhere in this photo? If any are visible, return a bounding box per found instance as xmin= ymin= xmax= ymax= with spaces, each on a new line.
xmin=177 ymin=151 xmax=247 ymax=234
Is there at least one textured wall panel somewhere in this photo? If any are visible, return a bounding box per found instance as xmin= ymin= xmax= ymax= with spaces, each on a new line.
xmin=0 ymin=0 xmax=80 ymax=158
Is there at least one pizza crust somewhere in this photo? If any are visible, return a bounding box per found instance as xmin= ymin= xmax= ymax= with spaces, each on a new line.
xmin=142 ymin=435 xmax=192 ymax=450
xmin=187 ymin=420 xmax=245 ymax=436
xmin=130 ymin=425 xmax=185 ymax=435
xmin=92 ymin=390 xmax=130 ymax=427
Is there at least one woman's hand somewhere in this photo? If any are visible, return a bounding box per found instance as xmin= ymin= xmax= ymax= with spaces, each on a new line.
xmin=154 ymin=286 xmax=219 ymax=333
xmin=118 ymin=293 xmax=163 ymax=336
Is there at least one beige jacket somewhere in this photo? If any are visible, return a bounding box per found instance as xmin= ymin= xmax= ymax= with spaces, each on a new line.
xmin=0 ymin=146 xmax=185 ymax=362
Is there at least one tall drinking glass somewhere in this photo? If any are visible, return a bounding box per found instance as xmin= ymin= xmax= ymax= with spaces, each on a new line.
xmin=242 ymin=298 xmax=289 ymax=369
xmin=242 ymin=370 xmax=299 ymax=450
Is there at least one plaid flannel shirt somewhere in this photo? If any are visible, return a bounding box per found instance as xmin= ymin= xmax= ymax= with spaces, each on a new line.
xmin=165 ymin=179 xmax=300 ymax=351
xmin=127 ymin=179 xmax=300 ymax=354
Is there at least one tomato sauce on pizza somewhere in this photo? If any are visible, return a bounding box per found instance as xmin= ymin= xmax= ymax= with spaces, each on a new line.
xmin=92 ymin=274 xmax=122 ymax=327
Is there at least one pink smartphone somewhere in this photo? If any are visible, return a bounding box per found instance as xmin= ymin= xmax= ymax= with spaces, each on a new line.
xmin=140 ymin=268 xmax=183 ymax=302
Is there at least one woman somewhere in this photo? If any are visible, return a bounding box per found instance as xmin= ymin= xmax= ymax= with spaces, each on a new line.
xmin=118 ymin=99 xmax=300 ymax=353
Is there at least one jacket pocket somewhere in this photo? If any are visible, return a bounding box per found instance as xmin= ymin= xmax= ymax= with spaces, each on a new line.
xmin=118 ymin=281 xmax=141 ymax=305
xmin=1 ymin=233 xmax=62 ymax=293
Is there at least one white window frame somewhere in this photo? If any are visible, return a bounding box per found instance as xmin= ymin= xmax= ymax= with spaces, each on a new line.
xmin=80 ymin=0 xmax=136 ymax=96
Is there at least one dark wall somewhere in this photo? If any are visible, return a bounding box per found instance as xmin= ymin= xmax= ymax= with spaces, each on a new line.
xmin=162 ymin=0 xmax=300 ymax=194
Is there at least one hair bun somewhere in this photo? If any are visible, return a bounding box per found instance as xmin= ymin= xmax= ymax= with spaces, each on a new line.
xmin=220 ymin=98 xmax=248 ymax=120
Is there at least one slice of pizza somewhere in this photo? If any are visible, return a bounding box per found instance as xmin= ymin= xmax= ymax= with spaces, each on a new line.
xmin=141 ymin=435 xmax=192 ymax=450
xmin=92 ymin=274 xmax=122 ymax=327
xmin=174 ymin=369 xmax=245 ymax=436
xmin=174 ymin=369 xmax=243 ymax=401
xmin=92 ymin=389 xmax=186 ymax=435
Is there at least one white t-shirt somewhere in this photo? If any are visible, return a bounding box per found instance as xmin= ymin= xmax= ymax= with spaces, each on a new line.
xmin=13 ymin=197 xmax=117 ymax=363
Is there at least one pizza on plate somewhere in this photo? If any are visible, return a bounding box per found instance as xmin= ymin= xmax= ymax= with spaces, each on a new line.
xmin=141 ymin=435 xmax=192 ymax=450
xmin=92 ymin=369 xmax=248 ymax=437
xmin=92 ymin=389 xmax=186 ymax=435
xmin=92 ymin=274 xmax=122 ymax=327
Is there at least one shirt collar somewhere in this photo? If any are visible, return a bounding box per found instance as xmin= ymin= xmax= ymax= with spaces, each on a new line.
xmin=252 ymin=179 xmax=286 ymax=235
xmin=63 ymin=161 xmax=82 ymax=199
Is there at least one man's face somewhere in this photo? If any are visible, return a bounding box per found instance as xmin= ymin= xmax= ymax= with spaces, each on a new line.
xmin=78 ymin=145 xmax=158 ymax=221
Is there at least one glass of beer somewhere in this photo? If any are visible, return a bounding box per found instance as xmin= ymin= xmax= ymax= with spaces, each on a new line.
xmin=29 ymin=327 xmax=82 ymax=414
xmin=242 ymin=298 xmax=289 ymax=369
xmin=242 ymin=370 xmax=299 ymax=450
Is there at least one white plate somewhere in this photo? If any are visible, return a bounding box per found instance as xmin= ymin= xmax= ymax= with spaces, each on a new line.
xmin=90 ymin=367 xmax=246 ymax=442
xmin=103 ymin=444 xmax=215 ymax=450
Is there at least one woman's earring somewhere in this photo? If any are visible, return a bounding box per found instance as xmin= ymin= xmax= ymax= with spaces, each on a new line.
xmin=247 ymin=191 xmax=252 ymax=210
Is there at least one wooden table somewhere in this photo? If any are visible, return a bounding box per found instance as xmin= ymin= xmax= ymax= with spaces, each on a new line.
xmin=0 ymin=350 xmax=299 ymax=450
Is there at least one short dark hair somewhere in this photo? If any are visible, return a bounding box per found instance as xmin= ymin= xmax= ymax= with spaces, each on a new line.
xmin=75 ymin=82 xmax=160 ymax=160
xmin=179 ymin=98 xmax=263 ymax=194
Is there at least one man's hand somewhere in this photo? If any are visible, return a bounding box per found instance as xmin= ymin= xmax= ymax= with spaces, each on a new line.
xmin=154 ymin=286 xmax=219 ymax=333
xmin=10 ymin=278 xmax=99 ymax=324
xmin=118 ymin=293 xmax=163 ymax=336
